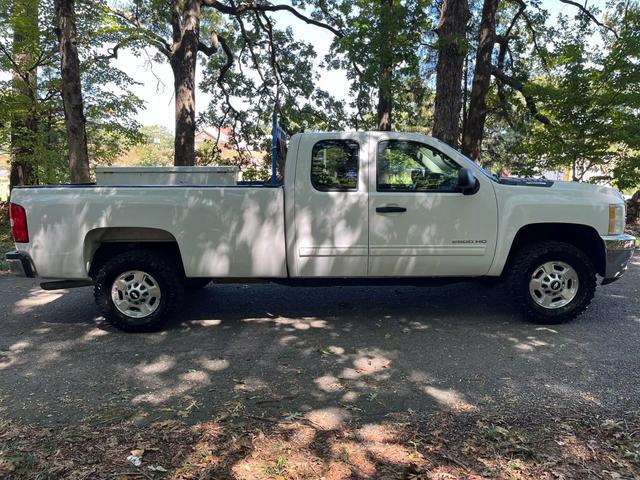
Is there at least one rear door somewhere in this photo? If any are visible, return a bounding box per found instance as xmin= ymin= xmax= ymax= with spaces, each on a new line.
xmin=292 ymin=133 xmax=369 ymax=277
xmin=368 ymin=133 xmax=498 ymax=277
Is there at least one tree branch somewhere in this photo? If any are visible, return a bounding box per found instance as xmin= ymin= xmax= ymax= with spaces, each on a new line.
xmin=235 ymin=12 xmax=266 ymax=83
xmin=0 ymin=41 xmax=30 ymax=83
xmin=86 ymin=39 xmax=134 ymax=65
xmin=215 ymin=33 xmax=234 ymax=84
xmin=86 ymin=1 xmax=172 ymax=57
xmin=198 ymin=37 xmax=218 ymax=56
xmin=491 ymin=65 xmax=551 ymax=125
xmin=201 ymin=1 xmax=343 ymax=37
xmin=558 ymin=0 xmax=619 ymax=40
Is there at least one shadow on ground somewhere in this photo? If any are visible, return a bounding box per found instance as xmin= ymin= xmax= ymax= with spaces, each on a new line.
xmin=0 ymin=254 xmax=639 ymax=478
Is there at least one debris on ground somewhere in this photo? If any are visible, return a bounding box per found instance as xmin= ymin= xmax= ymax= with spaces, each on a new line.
xmin=0 ymin=407 xmax=638 ymax=479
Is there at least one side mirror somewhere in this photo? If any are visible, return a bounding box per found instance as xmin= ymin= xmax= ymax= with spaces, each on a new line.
xmin=458 ymin=168 xmax=480 ymax=195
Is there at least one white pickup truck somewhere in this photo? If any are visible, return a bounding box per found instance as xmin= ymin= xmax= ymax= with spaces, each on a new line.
xmin=5 ymin=131 xmax=636 ymax=332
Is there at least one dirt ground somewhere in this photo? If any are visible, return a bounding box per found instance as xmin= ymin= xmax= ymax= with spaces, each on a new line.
xmin=1 ymin=253 xmax=639 ymax=479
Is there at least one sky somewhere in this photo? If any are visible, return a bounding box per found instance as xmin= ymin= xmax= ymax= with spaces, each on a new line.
xmin=111 ymin=0 xmax=591 ymax=132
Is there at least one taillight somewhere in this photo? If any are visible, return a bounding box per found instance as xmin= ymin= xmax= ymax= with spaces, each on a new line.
xmin=9 ymin=203 xmax=29 ymax=243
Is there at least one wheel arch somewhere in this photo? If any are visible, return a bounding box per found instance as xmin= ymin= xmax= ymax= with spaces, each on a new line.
xmin=502 ymin=223 xmax=605 ymax=277
xmin=84 ymin=227 xmax=185 ymax=278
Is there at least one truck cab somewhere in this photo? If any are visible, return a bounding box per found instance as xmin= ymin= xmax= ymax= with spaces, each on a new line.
xmin=285 ymin=132 xmax=498 ymax=278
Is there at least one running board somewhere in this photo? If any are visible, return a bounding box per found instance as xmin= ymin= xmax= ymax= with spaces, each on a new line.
xmin=40 ymin=280 xmax=94 ymax=290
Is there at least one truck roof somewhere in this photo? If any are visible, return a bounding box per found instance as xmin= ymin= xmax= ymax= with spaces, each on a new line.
xmin=290 ymin=131 xmax=451 ymax=149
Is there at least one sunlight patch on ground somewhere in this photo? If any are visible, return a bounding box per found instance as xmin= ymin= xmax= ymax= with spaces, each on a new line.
xmin=341 ymin=391 xmax=359 ymax=402
xmin=534 ymin=327 xmax=559 ymax=334
xmin=0 ymin=340 xmax=31 ymax=370
xmin=339 ymin=350 xmax=392 ymax=381
xmin=423 ymin=386 xmax=478 ymax=411
xmin=314 ymin=374 xmax=344 ymax=393
xmin=242 ymin=316 xmax=329 ymax=330
xmin=197 ymin=357 xmax=229 ymax=371
xmin=506 ymin=335 xmax=550 ymax=352
xmin=131 ymin=369 xmax=211 ymax=405
xmin=81 ymin=327 xmax=109 ymax=341
xmin=306 ymin=407 xmax=350 ymax=430
xmin=13 ymin=289 xmax=67 ymax=314
xmin=188 ymin=319 xmax=222 ymax=327
xmin=136 ymin=354 xmax=176 ymax=375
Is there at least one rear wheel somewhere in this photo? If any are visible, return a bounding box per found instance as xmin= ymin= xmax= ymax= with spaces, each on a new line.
xmin=506 ymin=241 xmax=596 ymax=324
xmin=94 ymin=250 xmax=184 ymax=332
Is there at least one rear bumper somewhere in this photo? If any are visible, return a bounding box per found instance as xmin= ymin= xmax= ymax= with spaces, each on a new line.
xmin=601 ymin=234 xmax=636 ymax=285
xmin=4 ymin=251 xmax=36 ymax=278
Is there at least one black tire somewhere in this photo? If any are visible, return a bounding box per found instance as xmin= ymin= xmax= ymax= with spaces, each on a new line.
xmin=184 ymin=278 xmax=212 ymax=291
xmin=94 ymin=249 xmax=184 ymax=332
xmin=506 ymin=241 xmax=597 ymax=324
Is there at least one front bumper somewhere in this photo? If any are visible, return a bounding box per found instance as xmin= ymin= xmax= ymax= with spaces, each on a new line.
xmin=5 ymin=251 xmax=35 ymax=278
xmin=601 ymin=234 xmax=636 ymax=285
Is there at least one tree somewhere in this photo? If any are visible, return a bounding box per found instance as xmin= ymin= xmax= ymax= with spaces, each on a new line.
xmin=5 ymin=0 xmax=39 ymax=188
xmin=431 ymin=0 xmax=470 ymax=148
xmin=514 ymin=2 xmax=640 ymax=188
xmin=97 ymin=0 xmax=341 ymax=167
xmin=461 ymin=0 xmax=499 ymax=161
xmin=376 ymin=0 xmax=394 ymax=131
xmin=1 ymin=0 xmax=144 ymax=185
xmin=54 ymin=0 xmax=90 ymax=183
xmin=314 ymin=0 xmax=431 ymax=131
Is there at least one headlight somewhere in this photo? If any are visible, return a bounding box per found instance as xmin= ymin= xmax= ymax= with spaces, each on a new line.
xmin=608 ymin=204 xmax=625 ymax=235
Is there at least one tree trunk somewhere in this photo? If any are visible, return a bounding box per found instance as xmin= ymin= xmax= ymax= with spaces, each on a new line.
xmin=9 ymin=0 xmax=39 ymax=189
xmin=432 ymin=0 xmax=470 ymax=148
xmin=171 ymin=0 xmax=200 ymax=166
xmin=376 ymin=63 xmax=392 ymax=131
xmin=376 ymin=0 xmax=394 ymax=131
xmin=627 ymin=190 xmax=640 ymax=227
xmin=461 ymin=0 xmax=500 ymax=162
xmin=54 ymin=0 xmax=91 ymax=183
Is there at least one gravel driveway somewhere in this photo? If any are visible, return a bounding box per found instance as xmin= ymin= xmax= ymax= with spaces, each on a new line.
xmin=1 ymin=254 xmax=639 ymax=428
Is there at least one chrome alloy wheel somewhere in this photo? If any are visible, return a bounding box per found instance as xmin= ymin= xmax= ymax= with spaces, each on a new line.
xmin=111 ymin=270 xmax=162 ymax=318
xmin=528 ymin=261 xmax=579 ymax=309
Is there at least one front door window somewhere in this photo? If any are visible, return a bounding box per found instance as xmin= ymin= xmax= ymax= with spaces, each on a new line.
xmin=377 ymin=140 xmax=460 ymax=193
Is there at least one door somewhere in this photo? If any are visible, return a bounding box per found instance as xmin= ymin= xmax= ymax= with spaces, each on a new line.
xmin=368 ymin=134 xmax=498 ymax=277
xmin=292 ymin=133 xmax=369 ymax=277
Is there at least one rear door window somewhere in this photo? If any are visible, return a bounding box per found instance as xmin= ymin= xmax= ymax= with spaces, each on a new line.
xmin=311 ymin=140 xmax=360 ymax=191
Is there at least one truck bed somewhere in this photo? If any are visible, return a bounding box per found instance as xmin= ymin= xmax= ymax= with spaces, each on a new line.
xmin=9 ymin=185 xmax=287 ymax=280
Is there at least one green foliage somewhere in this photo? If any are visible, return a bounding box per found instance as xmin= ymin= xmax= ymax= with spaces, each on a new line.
xmin=0 ymin=0 xmax=144 ymax=184
xmin=298 ymin=0 xmax=433 ymax=129
xmin=126 ymin=125 xmax=173 ymax=166
xmin=199 ymin=10 xmax=346 ymax=158
xmin=195 ymin=140 xmax=224 ymax=167
xmin=477 ymin=0 xmax=640 ymax=190
xmin=241 ymin=161 xmax=271 ymax=182
xmin=516 ymin=4 xmax=640 ymax=188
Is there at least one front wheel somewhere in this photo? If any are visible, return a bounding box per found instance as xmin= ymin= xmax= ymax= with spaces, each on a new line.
xmin=94 ymin=249 xmax=184 ymax=332
xmin=506 ymin=241 xmax=597 ymax=324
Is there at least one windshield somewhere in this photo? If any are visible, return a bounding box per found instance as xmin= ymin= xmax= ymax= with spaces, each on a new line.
xmin=432 ymin=138 xmax=499 ymax=183
xmin=477 ymin=164 xmax=499 ymax=182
